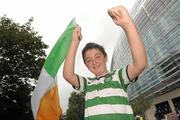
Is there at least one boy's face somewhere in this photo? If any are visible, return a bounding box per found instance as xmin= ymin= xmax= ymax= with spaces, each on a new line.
xmin=84 ymin=48 xmax=107 ymax=77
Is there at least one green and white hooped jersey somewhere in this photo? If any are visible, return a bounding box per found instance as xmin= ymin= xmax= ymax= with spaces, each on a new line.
xmin=77 ymin=67 xmax=134 ymax=120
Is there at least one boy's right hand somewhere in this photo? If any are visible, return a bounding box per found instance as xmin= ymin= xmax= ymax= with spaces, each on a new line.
xmin=73 ymin=26 xmax=82 ymax=41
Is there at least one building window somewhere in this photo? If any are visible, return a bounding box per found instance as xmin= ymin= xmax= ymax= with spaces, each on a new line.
xmin=155 ymin=101 xmax=172 ymax=119
xmin=172 ymin=96 xmax=180 ymax=112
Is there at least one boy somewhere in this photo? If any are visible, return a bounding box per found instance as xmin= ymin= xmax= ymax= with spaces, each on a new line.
xmin=63 ymin=5 xmax=148 ymax=120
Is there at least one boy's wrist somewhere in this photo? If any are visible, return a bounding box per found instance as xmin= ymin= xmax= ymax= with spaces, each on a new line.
xmin=72 ymin=35 xmax=82 ymax=42
xmin=121 ymin=22 xmax=136 ymax=32
xmin=72 ymin=38 xmax=81 ymax=44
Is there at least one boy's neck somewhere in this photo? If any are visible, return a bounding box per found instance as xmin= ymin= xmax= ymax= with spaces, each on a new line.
xmin=96 ymin=69 xmax=109 ymax=79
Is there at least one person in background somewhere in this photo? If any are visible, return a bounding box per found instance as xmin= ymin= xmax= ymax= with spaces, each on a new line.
xmin=135 ymin=113 xmax=143 ymax=120
xmin=140 ymin=114 xmax=143 ymax=120
xmin=135 ymin=114 xmax=140 ymax=120
xmin=63 ymin=5 xmax=148 ymax=120
xmin=176 ymin=109 xmax=180 ymax=120
xmin=154 ymin=110 xmax=162 ymax=120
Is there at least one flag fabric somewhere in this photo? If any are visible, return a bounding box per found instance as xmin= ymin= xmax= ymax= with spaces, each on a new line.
xmin=31 ymin=18 xmax=77 ymax=120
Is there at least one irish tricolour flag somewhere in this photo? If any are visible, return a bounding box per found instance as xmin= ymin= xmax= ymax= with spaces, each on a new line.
xmin=31 ymin=18 xmax=77 ymax=120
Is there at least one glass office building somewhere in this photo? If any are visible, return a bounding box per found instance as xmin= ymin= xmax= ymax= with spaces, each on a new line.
xmin=111 ymin=0 xmax=179 ymax=119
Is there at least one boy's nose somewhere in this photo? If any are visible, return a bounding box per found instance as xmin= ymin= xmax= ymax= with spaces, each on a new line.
xmin=92 ymin=59 xmax=97 ymax=65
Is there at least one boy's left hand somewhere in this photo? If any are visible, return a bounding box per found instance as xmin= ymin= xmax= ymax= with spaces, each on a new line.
xmin=108 ymin=6 xmax=133 ymax=28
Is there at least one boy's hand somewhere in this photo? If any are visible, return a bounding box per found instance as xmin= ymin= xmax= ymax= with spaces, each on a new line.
xmin=73 ymin=25 xmax=82 ymax=41
xmin=108 ymin=6 xmax=133 ymax=28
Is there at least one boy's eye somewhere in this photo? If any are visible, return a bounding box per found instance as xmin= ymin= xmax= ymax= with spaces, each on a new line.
xmin=95 ymin=55 xmax=101 ymax=59
xmin=85 ymin=59 xmax=91 ymax=63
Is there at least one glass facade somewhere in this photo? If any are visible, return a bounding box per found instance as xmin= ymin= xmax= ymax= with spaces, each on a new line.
xmin=111 ymin=0 xmax=180 ymax=101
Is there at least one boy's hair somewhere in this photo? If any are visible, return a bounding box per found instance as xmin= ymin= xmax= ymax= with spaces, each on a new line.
xmin=82 ymin=42 xmax=107 ymax=61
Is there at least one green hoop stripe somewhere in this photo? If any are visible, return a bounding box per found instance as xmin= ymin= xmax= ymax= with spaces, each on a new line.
xmin=85 ymin=113 xmax=134 ymax=120
xmin=86 ymin=81 xmax=122 ymax=93
xmin=85 ymin=96 xmax=130 ymax=108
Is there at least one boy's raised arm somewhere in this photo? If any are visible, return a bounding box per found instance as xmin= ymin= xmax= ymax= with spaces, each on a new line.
xmin=63 ymin=26 xmax=82 ymax=87
xmin=108 ymin=6 xmax=148 ymax=81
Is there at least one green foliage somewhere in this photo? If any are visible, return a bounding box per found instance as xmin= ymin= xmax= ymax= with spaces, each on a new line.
xmin=65 ymin=92 xmax=85 ymax=120
xmin=130 ymin=95 xmax=152 ymax=115
xmin=0 ymin=15 xmax=48 ymax=120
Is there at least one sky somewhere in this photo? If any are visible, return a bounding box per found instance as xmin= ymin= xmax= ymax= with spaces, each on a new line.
xmin=0 ymin=0 xmax=136 ymax=112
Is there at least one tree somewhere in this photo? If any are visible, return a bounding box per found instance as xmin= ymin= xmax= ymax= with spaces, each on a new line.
xmin=0 ymin=15 xmax=48 ymax=120
xmin=65 ymin=92 xmax=85 ymax=120
xmin=130 ymin=95 xmax=152 ymax=120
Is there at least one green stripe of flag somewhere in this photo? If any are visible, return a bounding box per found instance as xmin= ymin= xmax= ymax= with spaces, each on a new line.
xmin=44 ymin=18 xmax=76 ymax=78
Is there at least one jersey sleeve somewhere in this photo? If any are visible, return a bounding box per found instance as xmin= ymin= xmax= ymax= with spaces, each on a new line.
xmin=122 ymin=65 xmax=138 ymax=83
xmin=72 ymin=74 xmax=86 ymax=93
xmin=121 ymin=66 xmax=131 ymax=85
xmin=118 ymin=65 xmax=138 ymax=91
xmin=122 ymin=66 xmax=131 ymax=85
